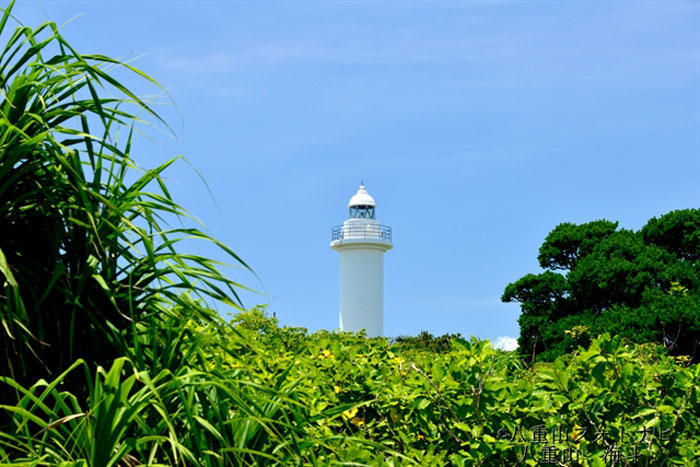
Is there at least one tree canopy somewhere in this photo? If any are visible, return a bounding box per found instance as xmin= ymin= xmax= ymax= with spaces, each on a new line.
xmin=503 ymin=210 xmax=700 ymax=362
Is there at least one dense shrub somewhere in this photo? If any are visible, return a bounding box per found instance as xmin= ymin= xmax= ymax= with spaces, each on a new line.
xmin=2 ymin=313 xmax=697 ymax=465
xmin=393 ymin=330 xmax=463 ymax=353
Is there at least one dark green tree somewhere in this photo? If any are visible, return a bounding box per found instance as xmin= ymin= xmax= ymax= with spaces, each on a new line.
xmin=503 ymin=210 xmax=700 ymax=362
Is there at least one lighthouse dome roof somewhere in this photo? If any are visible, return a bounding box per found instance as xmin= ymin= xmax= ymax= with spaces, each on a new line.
xmin=348 ymin=185 xmax=375 ymax=207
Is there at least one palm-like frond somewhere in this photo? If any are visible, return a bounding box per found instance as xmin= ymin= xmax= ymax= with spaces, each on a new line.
xmin=0 ymin=0 xmax=249 ymax=386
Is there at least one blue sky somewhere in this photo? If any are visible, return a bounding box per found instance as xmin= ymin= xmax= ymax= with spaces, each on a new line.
xmin=13 ymin=1 xmax=699 ymax=345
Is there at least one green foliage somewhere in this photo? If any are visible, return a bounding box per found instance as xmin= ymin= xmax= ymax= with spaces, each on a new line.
xmin=393 ymin=330 xmax=463 ymax=353
xmin=537 ymin=220 xmax=618 ymax=271
xmin=642 ymin=209 xmax=700 ymax=261
xmin=3 ymin=320 xmax=697 ymax=465
xmin=232 ymin=304 xmax=279 ymax=334
xmin=503 ymin=211 xmax=700 ymax=362
xmin=0 ymin=1 xmax=249 ymax=387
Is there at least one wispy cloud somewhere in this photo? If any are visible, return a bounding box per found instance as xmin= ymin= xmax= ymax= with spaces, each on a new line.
xmin=156 ymin=43 xmax=329 ymax=73
xmin=154 ymin=19 xmax=698 ymax=76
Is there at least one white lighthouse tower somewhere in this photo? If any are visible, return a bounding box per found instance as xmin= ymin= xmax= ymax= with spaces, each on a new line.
xmin=330 ymin=184 xmax=392 ymax=337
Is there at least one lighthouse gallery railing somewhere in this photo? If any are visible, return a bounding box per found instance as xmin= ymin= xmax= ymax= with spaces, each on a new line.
xmin=331 ymin=224 xmax=392 ymax=242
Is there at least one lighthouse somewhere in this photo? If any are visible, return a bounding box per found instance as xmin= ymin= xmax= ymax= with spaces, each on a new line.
xmin=330 ymin=184 xmax=393 ymax=337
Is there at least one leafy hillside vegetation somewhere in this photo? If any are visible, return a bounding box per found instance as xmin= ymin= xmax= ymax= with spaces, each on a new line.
xmin=2 ymin=310 xmax=699 ymax=464
xmin=0 ymin=5 xmax=698 ymax=465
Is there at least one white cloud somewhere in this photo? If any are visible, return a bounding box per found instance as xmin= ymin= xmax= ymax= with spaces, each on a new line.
xmin=493 ymin=336 xmax=518 ymax=352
